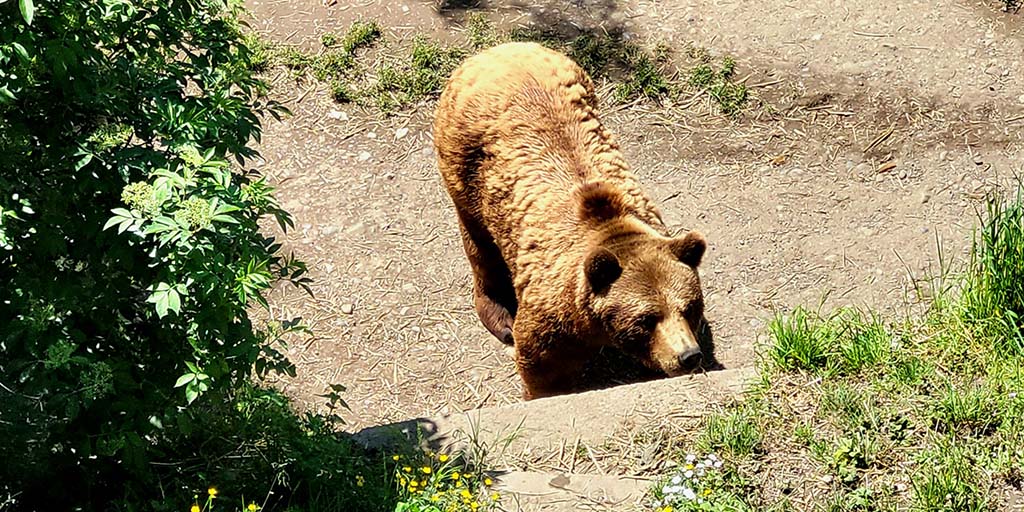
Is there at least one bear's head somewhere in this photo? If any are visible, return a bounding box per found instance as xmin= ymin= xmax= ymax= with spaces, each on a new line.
xmin=576 ymin=182 xmax=708 ymax=376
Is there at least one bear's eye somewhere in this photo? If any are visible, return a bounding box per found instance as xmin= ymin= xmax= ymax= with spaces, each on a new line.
xmin=680 ymin=301 xmax=704 ymax=322
xmin=636 ymin=312 xmax=661 ymax=333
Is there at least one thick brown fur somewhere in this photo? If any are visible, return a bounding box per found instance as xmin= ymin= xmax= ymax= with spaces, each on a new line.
xmin=433 ymin=42 xmax=709 ymax=400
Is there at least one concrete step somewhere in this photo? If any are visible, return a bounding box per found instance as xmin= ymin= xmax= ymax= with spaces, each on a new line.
xmin=353 ymin=367 xmax=757 ymax=510
xmin=355 ymin=367 xmax=755 ymax=453
xmin=487 ymin=470 xmax=652 ymax=512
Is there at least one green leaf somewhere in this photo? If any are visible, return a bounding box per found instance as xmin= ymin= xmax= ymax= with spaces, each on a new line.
xmin=74 ymin=153 xmax=94 ymax=171
xmin=19 ymin=0 xmax=33 ymax=25
xmin=11 ymin=42 xmax=29 ymax=62
xmin=103 ymin=216 xmax=124 ymax=231
xmin=174 ymin=373 xmax=195 ymax=388
xmin=211 ymin=214 xmax=239 ymax=224
xmin=154 ymin=293 xmax=168 ymax=318
xmin=185 ymin=384 xmax=198 ymax=404
xmin=165 ymin=287 xmax=181 ymax=314
xmin=0 ymin=86 xmax=15 ymax=103
xmin=144 ymin=216 xmax=179 ymax=235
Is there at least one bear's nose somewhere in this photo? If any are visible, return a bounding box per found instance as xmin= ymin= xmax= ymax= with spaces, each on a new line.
xmin=677 ymin=348 xmax=703 ymax=372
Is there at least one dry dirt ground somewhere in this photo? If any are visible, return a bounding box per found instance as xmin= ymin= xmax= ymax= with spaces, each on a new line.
xmin=244 ymin=0 xmax=1024 ymax=431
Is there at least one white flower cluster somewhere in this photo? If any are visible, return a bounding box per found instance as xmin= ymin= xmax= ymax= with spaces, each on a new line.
xmin=657 ymin=453 xmax=724 ymax=508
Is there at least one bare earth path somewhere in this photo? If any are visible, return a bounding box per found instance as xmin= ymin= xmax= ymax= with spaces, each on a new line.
xmin=246 ymin=0 xmax=1024 ymax=431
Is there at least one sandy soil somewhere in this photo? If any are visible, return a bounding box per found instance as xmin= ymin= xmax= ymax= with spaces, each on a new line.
xmin=244 ymin=0 xmax=1024 ymax=430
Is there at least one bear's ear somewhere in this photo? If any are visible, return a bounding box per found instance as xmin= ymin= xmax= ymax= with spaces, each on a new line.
xmin=668 ymin=230 xmax=706 ymax=268
xmin=584 ymin=247 xmax=622 ymax=294
xmin=576 ymin=182 xmax=627 ymax=223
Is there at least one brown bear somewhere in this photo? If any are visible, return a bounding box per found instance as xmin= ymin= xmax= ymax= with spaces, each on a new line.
xmin=433 ymin=42 xmax=709 ymax=400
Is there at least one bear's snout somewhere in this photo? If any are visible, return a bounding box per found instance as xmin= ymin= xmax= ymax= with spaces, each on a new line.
xmin=650 ymin=317 xmax=703 ymax=376
xmin=677 ymin=347 xmax=703 ymax=372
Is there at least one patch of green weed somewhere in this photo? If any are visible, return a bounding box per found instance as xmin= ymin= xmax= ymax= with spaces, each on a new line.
xmin=312 ymin=49 xmax=355 ymax=81
xmin=275 ymin=45 xmax=313 ymax=71
xmin=963 ymin=187 xmax=1024 ymax=355
xmin=465 ymin=13 xmax=498 ymax=50
xmin=688 ymin=56 xmax=748 ymax=116
xmin=342 ymin=20 xmax=382 ymax=53
xmin=613 ymin=47 xmax=672 ymax=103
xmin=826 ymin=432 xmax=879 ymax=485
xmin=823 ymin=486 xmax=883 ymax=512
xmin=242 ymin=32 xmax=273 ymax=73
xmin=698 ymin=407 xmax=763 ymax=458
xmin=768 ymin=307 xmax=834 ymax=372
xmin=911 ymin=438 xmax=989 ymax=511
xmin=932 ymin=382 xmax=1002 ymax=436
xmin=367 ymin=37 xmax=465 ymax=114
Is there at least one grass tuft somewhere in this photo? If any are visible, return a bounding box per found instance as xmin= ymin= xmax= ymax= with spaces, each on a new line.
xmin=688 ymin=55 xmax=748 ymax=116
xmin=698 ymin=407 xmax=763 ymax=458
xmin=931 ymin=382 xmax=1002 ymax=436
xmin=767 ymin=307 xmax=833 ymax=372
xmin=465 ymin=13 xmax=498 ymax=50
xmin=912 ymin=438 xmax=990 ymax=512
xmin=367 ymin=37 xmax=465 ymax=114
xmin=768 ymin=308 xmax=891 ymax=375
xmin=613 ymin=47 xmax=672 ymax=103
xmin=342 ymin=20 xmax=383 ymax=53
xmin=962 ymin=186 xmax=1024 ymax=355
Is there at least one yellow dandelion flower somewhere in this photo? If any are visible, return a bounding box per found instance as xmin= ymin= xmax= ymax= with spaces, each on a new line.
xmin=703 ymin=488 xmax=712 ymax=496
xmin=421 ymin=466 xmax=432 ymax=474
xmin=439 ymin=454 xmax=449 ymax=462
xmin=247 ymin=503 xmax=259 ymax=512
xmin=400 ymin=478 xmax=407 ymax=486
xmin=451 ymin=471 xmax=461 ymax=480
xmin=431 ymin=494 xmax=440 ymax=502
xmin=460 ymin=489 xmax=472 ymax=499
xmin=408 ymin=485 xmax=417 ymax=493
xmin=190 ymin=505 xmax=200 ymax=512
xmin=471 ymin=502 xmax=479 ymax=510
xmin=403 ymin=466 xmax=412 ymax=473
xmin=484 ymin=477 xmax=493 ymax=486
xmin=410 ymin=479 xmax=418 ymax=487
xmin=207 ymin=487 xmax=218 ymax=498
xmin=392 ymin=455 xmax=401 ymax=461
xmin=685 ymin=463 xmax=694 ymax=470
xmin=491 ymin=492 xmax=500 ymax=501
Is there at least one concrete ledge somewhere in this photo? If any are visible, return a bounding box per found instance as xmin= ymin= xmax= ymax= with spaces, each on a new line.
xmin=353 ymin=367 xmax=757 ymax=454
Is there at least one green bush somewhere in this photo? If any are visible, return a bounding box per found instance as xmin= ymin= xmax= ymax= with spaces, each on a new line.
xmin=0 ymin=0 xmax=309 ymax=508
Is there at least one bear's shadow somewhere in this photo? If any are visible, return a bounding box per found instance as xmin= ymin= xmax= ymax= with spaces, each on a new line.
xmin=573 ymin=317 xmax=723 ymax=393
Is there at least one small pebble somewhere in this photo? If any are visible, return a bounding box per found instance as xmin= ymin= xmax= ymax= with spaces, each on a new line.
xmin=366 ymin=132 xmax=377 ymax=139
xmin=358 ymin=151 xmax=371 ymax=162
xmin=341 ymin=304 xmax=354 ymax=315
xmin=395 ymin=127 xmax=409 ymax=139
